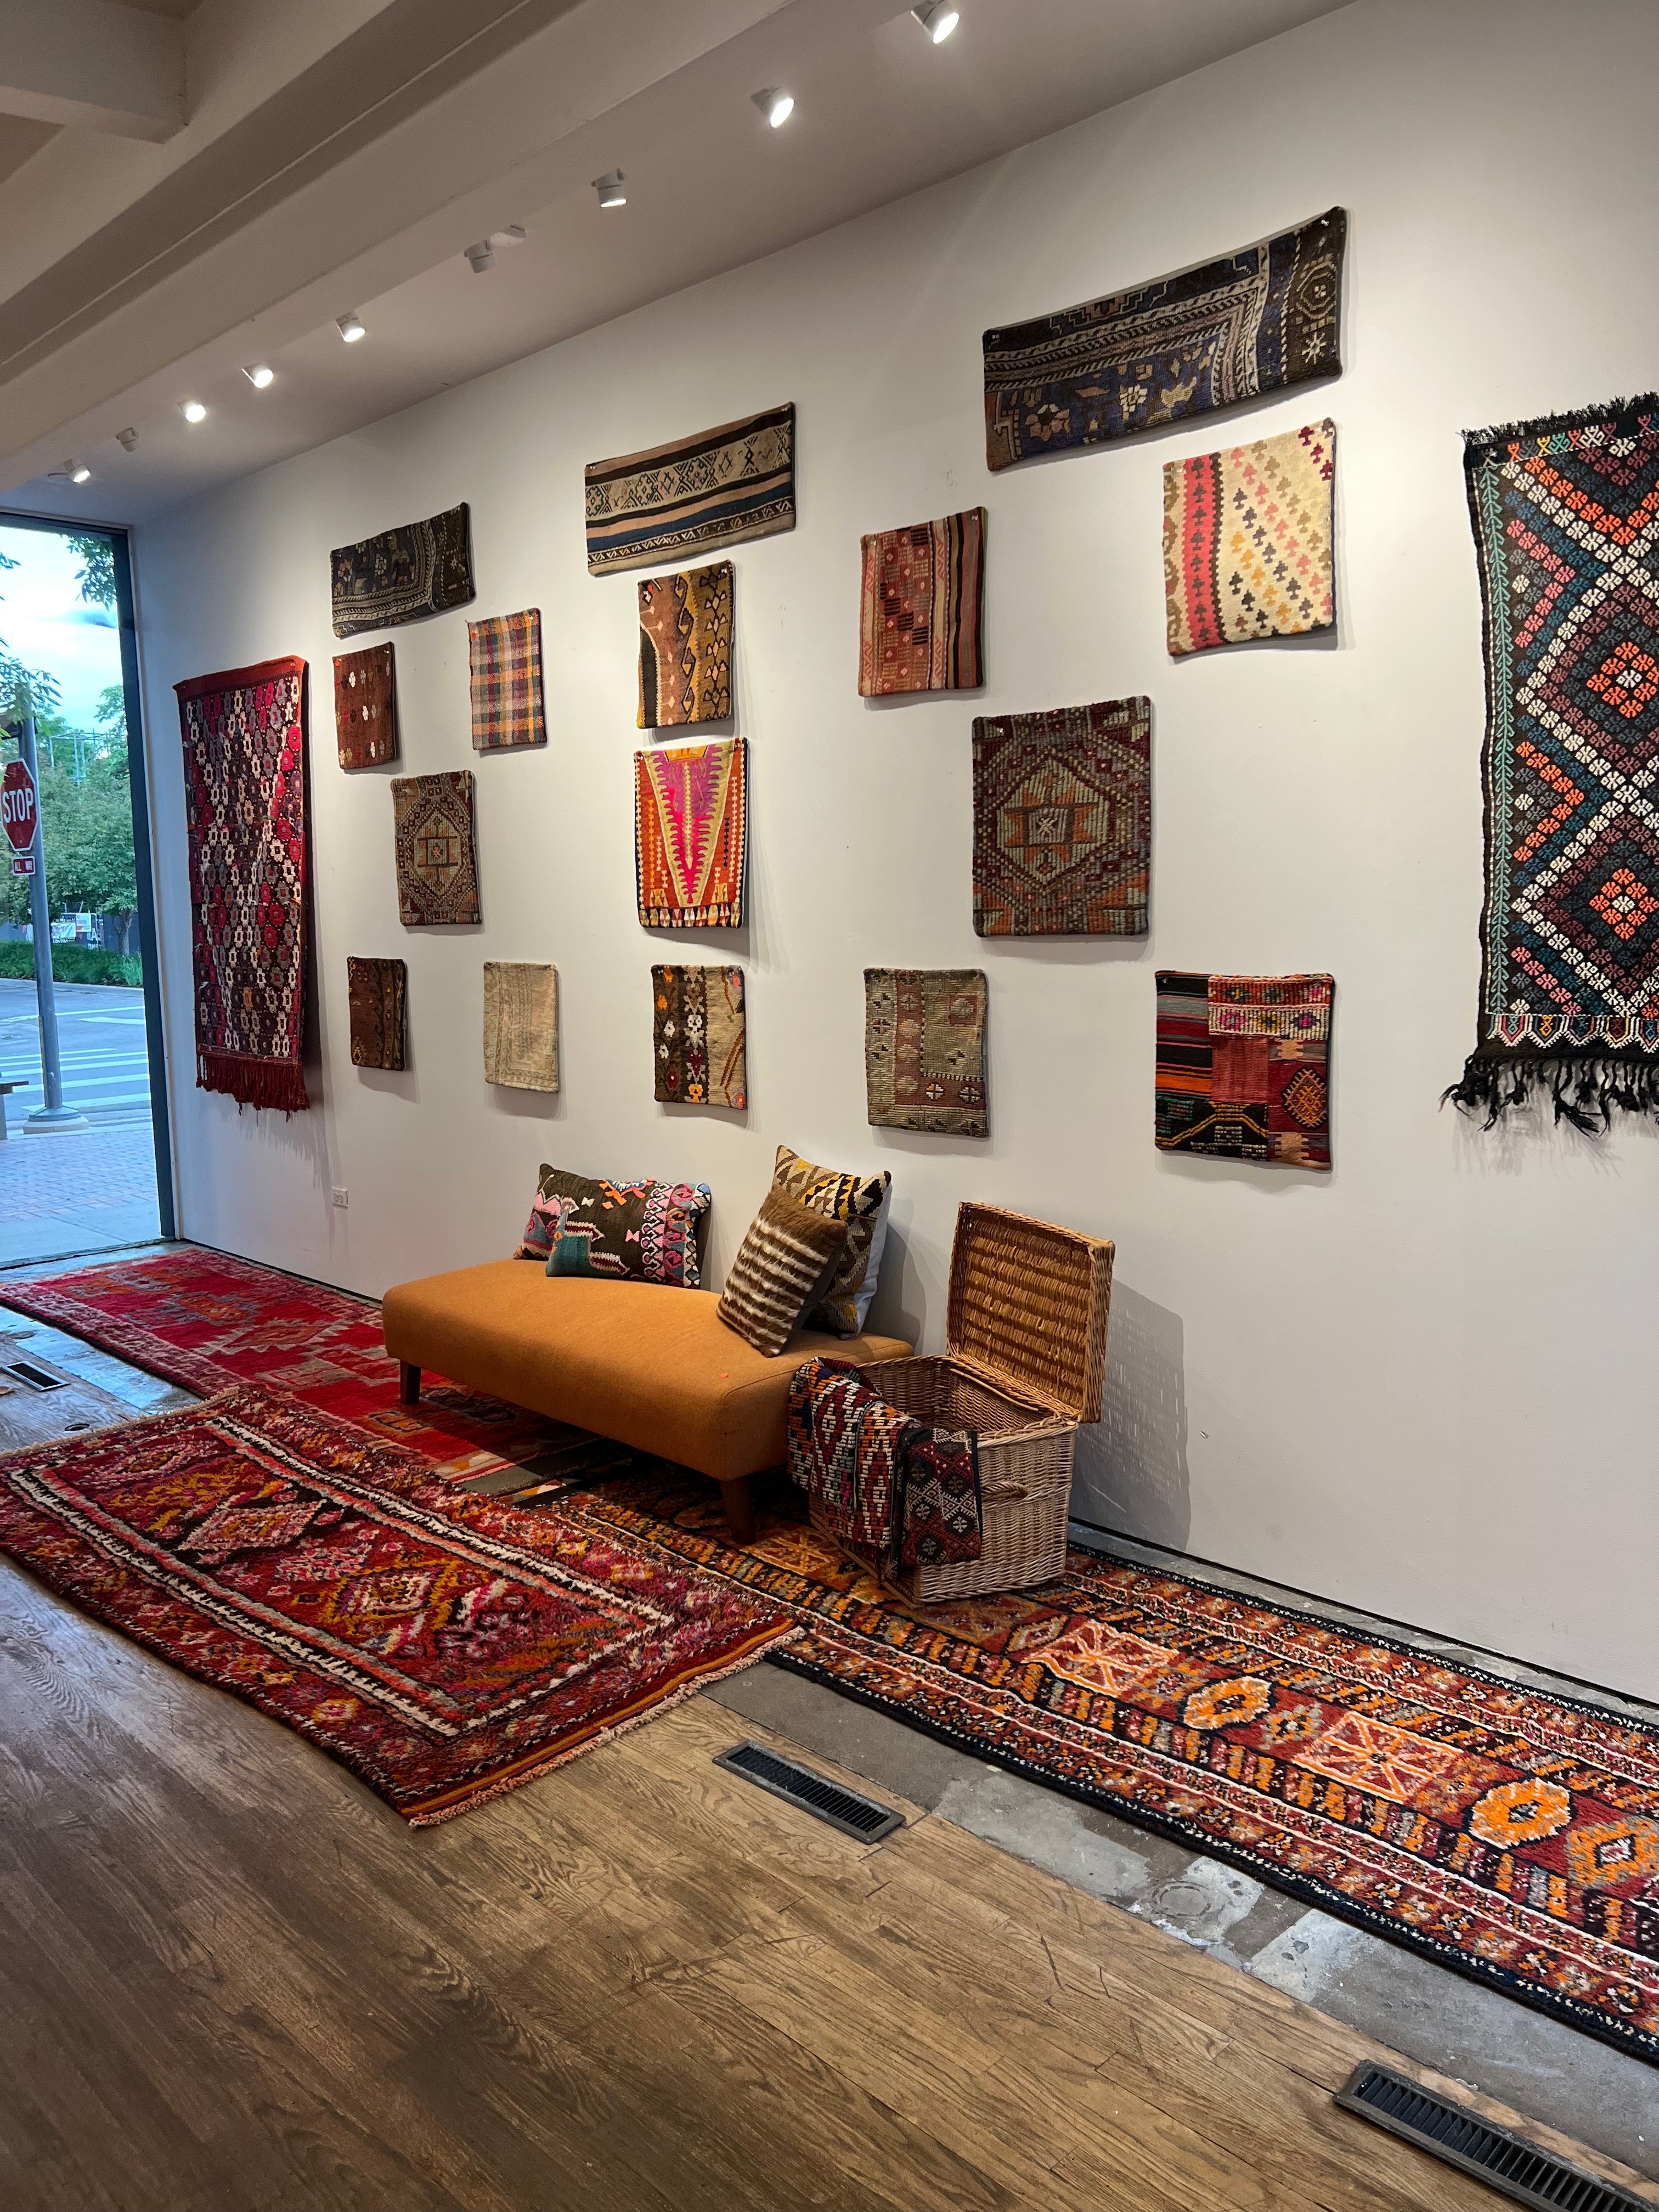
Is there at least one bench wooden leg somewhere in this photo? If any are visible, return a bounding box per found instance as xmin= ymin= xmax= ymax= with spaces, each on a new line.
xmin=399 ymin=1362 xmax=421 ymax=1407
xmin=719 ymin=1477 xmax=755 ymax=1546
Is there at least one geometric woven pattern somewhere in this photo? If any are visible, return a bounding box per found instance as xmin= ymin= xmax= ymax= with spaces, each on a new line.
xmin=575 ymin=1470 xmax=1659 ymax=2067
xmin=639 ymin=561 xmax=732 ymax=727
xmin=346 ymin=956 xmax=406 ymax=1070
xmin=972 ymin=697 xmax=1150 ymax=934
xmin=983 ymin=207 xmax=1345 ymax=471
xmin=652 ymin=964 xmax=746 ymax=1107
xmin=0 ymin=1385 xmax=796 ymax=1827
xmin=175 ymin=656 xmax=309 ymax=1113
xmin=1155 ymin=970 xmax=1331 ymax=1168
xmin=469 ymin=608 xmax=545 ymax=751
xmin=865 ymin=968 xmax=988 ymax=1137
xmin=858 ymin=509 xmax=985 ymax=696
xmin=392 ymin=770 xmax=481 ymax=927
xmin=1448 ymin=395 xmax=1659 ymax=1128
xmin=330 ymin=504 xmax=474 ymax=638
xmin=635 ymin=740 xmax=746 ymax=928
xmin=332 ymin=642 xmax=397 ymax=769
xmin=1163 ymin=421 xmax=1336 ymax=656
xmin=586 ymin=406 xmax=794 ymax=576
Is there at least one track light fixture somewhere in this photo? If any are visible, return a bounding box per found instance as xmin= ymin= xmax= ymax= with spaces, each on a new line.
xmin=115 ymin=427 xmax=138 ymax=453
xmin=243 ymin=363 xmax=274 ymax=389
xmin=911 ymin=3 xmax=960 ymax=41
xmin=752 ymin=86 xmax=794 ymax=127
xmin=337 ymin=311 xmax=366 ymax=343
xmin=594 ymin=170 xmax=627 ymax=210
xmin=179 ymin=399 xmax=207 ymax=424
xmin=69 ymin=461 xmax=92 ymax=484
xmin=463 ymin=229 xmax=524 ymax=274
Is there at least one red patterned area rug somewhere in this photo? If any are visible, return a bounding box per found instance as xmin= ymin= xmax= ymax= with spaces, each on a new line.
xmin=0 ymin=1248 xmax=563 ymax=1479
xmin=573 ymin=1466 xmax=1659 ymax=2069
xmin=0 ymin=1386 xmax=794 ymax=1825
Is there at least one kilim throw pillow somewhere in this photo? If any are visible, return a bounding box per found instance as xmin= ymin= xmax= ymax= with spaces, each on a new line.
xmin=517 ymin=1166 xmax=711 ymax=1288
xmin=771 ymin=1144 xmax=891 ymax=1338
xmin=716 ymin=1188 xmax=849 ymax=1358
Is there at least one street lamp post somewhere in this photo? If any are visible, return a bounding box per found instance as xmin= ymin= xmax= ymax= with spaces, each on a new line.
xmin=5 ymin=699 xmax=87 ymax=1133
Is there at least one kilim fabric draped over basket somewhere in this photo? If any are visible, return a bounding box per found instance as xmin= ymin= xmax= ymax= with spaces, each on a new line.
xmin=639 ymin=561 xmax=732 ymax=728
xmin=1163 ymin=420 xmax=1336 ymax=656
xmin=788 ymin=1357 xmax=981 ymax=1573
xmin=635 ymin=739 xmax=746 ymax=929
xmin=586 ymin=405 xmax=795 ymax=575
xmin=1156 ymin=971 xmax=1333 ymax=1168
xmin=483 ymin=961 xmax=558 ymax=1091
xmin=982 ymin=207 xmax=1345 ymax=471
xmin=1447 ymin=394 xmax=1659 ymax=1130
xmin=865 ymin=968 xmax=988 ymax=1136
xmin=652 ymin=964 xmax=746 ymax=1107
xmin=330 ymin=504 xmax=474 ymax=637
xmin=393 ymin=770 xmax=482 ymax=927
xmin=858 ymin=509 xmax=985 ymax=696
xmin=973 ymin=697 xmax=1151 ymax=935
xmin=469 ymin=609 xmax=545 ymax=751
xmin=817 ymin=1203 xmax=1113 ymax=1604
xmin=346 ymin=956 xmax=406 ymax=1070
xmin=177 ymin=657 xmax=310 ymax=1113
xmin=332 ymin=642 xmax=397 ymax=769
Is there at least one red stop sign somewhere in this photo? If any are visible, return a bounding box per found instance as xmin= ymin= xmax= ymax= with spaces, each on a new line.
xmin=2 ymin=759 xmax=37 ymax=854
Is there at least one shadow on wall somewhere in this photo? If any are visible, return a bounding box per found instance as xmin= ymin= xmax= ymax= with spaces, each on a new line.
xmin=1070 ymin=1280 xmax=1191 ymax=1551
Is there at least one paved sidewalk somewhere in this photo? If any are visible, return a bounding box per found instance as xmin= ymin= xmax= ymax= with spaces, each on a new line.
xmin=0 ymin=1117 xmax=162 ymax=1266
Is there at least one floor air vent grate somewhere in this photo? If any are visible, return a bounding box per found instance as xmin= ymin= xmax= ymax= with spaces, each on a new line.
xmin=714 ymin=1741 xmax=904 ymax=1843
xmin=8 ymin=1361 xmax=67 ymax=1392
xmin=1335 ymin=2063 xmax=1647 ymax=2211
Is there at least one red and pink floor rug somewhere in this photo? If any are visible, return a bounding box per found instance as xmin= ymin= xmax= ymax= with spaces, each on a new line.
xmin=2 ymin=1250 xmax=1656 ymax=2066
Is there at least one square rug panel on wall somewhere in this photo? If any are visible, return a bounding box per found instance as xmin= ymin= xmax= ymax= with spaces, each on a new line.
xmin=635 ymin=739 xmax=747 ymax=929
xmin=1163 ymin=420 xmax=1336 ymax=656
xmin=469 ymin=608 xmax=546 ymax=751
xmin=972 ymin=696 xmax=1151 ymax=936
xmin=638 ymin=561 xmax=733 ymax=729
xmin=392 ymin=770 xmax=482 ymax=927
xmin=1155 ymin=970 xmax=1331 ymax=1167
xmin=483 ymin=960 xmax=559 ymax=1091
xmin=981 ymin=206 xmax=1345 ymax=470
xmin=652 ymin=964 xmax=746 ymax=1108
xmin=332 ymin=642 xmax=398 ymax=769
xmin=858 ymin=509 xmax=986 ymax=697
xmin=585 ymin=405 xmax=794 ymax=575
xmin=330 ymin=503 xmax=475 ymax=637
xmin=346 ymin=956 xmax=407 ymax=1071
xmin=864 ymin=968 xmax=988 ymax=1137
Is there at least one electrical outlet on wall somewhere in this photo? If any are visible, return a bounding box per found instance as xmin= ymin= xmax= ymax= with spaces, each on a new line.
xmin=331 ymin=1188 xmax=349 ymax=1209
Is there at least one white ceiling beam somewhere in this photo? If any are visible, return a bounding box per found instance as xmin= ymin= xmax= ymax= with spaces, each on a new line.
xmin=0 ymin=0 xmax=185 ymax=142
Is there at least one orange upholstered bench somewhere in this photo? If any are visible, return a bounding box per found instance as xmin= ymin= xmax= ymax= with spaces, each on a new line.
xmin=381 ymin=1259 xmax=911 ymax=1538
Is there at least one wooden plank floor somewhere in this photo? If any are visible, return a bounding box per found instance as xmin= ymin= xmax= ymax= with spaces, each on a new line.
xmin=0 ymin=1555 xmax=1651 ymax=2212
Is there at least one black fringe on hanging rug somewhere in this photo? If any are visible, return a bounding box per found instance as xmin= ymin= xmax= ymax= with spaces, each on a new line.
xmin=1447 ymin=394 xmax=1659 ymax=1131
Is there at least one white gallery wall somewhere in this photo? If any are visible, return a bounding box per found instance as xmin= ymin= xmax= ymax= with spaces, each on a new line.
xmin=131 ymin=0 xmax=1659 ymax=1700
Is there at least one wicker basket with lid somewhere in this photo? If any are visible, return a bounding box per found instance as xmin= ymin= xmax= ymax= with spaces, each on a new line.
xmin=810 ymin=1201 xmax=1113 ymax=1604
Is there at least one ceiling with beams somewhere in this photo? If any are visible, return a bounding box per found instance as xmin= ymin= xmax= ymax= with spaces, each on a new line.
xmin=0 ymin=0 xmax=1351 ymax=528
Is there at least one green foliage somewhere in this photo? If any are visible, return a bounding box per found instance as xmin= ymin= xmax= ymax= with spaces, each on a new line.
xmin=0 ymin=727 xmax=137 ymax=935
xmin=0 ymin=941 xmax=140 ymax=987
xmin=65 ymin=533 xmax=117 ymax=611
xmin=0 ymin=544 xmax=61 ymax=722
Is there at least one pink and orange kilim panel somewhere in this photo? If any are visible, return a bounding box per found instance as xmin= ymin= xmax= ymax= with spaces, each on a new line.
xmin=635 ymin=738 xmax=746 ymax=929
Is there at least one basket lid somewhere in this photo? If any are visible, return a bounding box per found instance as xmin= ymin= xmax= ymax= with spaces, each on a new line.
xmin=945 ymin=1202 xmax=1113 ymax=1424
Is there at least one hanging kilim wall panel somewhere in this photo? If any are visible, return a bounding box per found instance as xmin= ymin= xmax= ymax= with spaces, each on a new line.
xmin=1447 ymin=395 xmax=1659 ymax=1130
xmin=1156 ymin=971 xmax=1332 ymax=1168
xmin=346 ymin=957 xmax=406 ymax=1071
xmin=1163 ymin=420 xmax=1336 ymax=656
xmin=639 ymin=561 xmax=733 ymax=728
xmin=586 ymin=405 xmax=794 ymax=575
xmin=330 ymin=504 xmax=474 ymax=637
xmin=652 ymin=966 xmax=747 ymax=1107
xmin=332 ymin=642 xmax=397 ymax=769
xmin=858 ymin=508 xmax=985 ymax=696
xmin=176 ymin=657 xmax=309 ymax=1113
xmin=469 ymin=608 xmax=545 ymax=751
xmin=392 ymin=770 xmax=481 ymax=927
xmin=483 ymin=961 xmax=559 ymax=1092
xmin=865 ymin=969 xmax=988 ymax=1137
xmin=635 ymin=740 xmax=746 ymax=929
xmin=973 ymin=697 xmax=1151 ymax=935
xmin=983 ymin=207 xmax=1345 ymax=471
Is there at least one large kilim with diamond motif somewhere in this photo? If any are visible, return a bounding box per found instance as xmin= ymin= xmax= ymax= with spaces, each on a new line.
xmin=0 ymin=1387 xmax=795 ymax=1826
xmin=1448 ymin=396 xmax=1659 ymax=1128
xmin=563 ymin=1466 xmax=1659 ymax=2066
xmin=176 ymin=658 xmax=310 ymax=1113
xmin=973 ymin=697 xmax=1150 ymax=935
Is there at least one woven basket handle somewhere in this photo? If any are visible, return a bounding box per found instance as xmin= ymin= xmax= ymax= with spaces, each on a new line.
xmin=982 ymin=1481 xmax=1028 ymax=1504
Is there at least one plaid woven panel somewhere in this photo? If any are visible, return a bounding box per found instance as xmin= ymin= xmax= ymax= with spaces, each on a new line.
xmin=469 ymin=608 xmax=545 ymax=751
